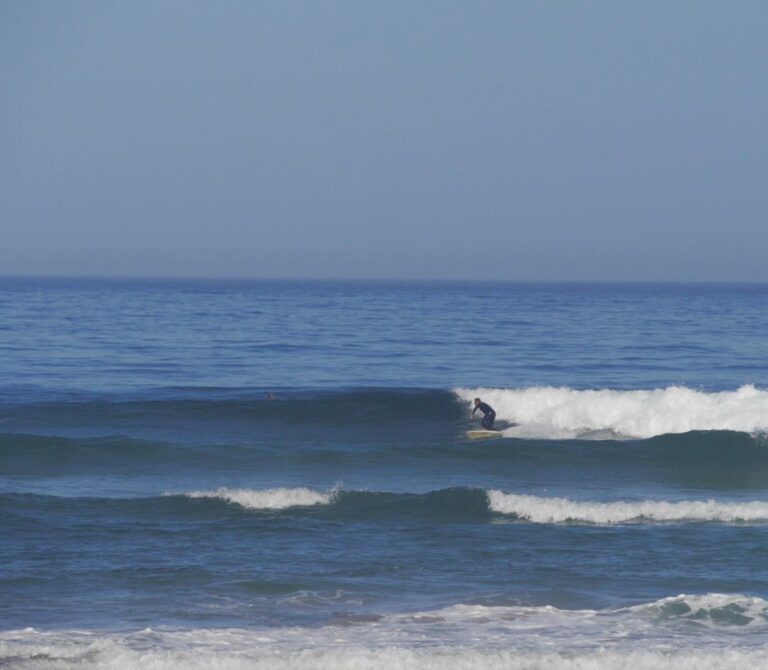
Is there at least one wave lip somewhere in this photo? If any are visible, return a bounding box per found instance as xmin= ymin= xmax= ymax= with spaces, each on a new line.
xmin=456 ymin=384 xmax=768 ymax=439
xmin=185 ymin=487 xmax=334 ymax=510
xmin=487 ymin=491 xmax=768 ymax=524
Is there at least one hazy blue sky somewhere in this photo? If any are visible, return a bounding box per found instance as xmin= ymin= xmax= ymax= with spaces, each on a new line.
xmin=2 ymin=1 xmax=767 ymax=280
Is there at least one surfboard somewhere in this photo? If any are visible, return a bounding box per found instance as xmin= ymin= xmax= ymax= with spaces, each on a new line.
xmin=466 ymin=430 xmax=503 ymax=440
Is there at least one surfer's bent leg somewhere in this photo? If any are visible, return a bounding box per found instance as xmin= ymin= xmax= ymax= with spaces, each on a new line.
xmin=482 ymin=411 xmax=496 ymax=430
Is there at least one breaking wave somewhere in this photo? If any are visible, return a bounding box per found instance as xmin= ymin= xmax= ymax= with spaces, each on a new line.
xmin=487 ymin=491 xmax=768 ymax=524
xmin=456 ymin=384 xmax=768 ymax=439
xmin=185 ymin=487 xmax=335 ymax=510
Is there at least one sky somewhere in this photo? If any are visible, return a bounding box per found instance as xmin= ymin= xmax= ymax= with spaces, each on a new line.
xmin=2 ymin=1 xmax=767 ymax=281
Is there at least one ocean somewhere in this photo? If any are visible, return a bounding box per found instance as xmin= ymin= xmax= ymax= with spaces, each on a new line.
xmin=2 ymin=278 xmax=768 ymax=669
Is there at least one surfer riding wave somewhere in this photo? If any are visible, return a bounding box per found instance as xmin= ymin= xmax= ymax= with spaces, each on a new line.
xmin=472 ymin=398 xmax=496 ymax=430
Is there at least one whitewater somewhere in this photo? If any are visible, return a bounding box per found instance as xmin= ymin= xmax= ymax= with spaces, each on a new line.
xmin=4 ymin=593 xmax=768 ymax=670
xmin=186 ymin=486 xmax=335 ymax=509
xmin=456 ymin=384 xmax=768 ymax=438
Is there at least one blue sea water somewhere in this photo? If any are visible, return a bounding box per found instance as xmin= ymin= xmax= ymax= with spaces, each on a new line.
xmin=2 ymin=278 xmax=768 ymax=669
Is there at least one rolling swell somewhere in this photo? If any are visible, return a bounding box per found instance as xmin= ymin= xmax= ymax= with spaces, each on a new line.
xmin=0 ymin=388 xmax=463 ymax=430
xmin=5 ymin=385 xmax=768 ymax=443
xmin=3 ymin=429 xmax=768 ymax=494
xmin=6 ymin=488 xmax=768 ymax=525
xmin=0 ymin=433 xmax=273 ymax=476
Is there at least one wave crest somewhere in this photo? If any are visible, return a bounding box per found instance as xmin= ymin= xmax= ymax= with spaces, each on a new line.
xmin=487 ymin=491 xmax=768 ymax=523
xmin=185 ymin=487 xmax=334 ymax=510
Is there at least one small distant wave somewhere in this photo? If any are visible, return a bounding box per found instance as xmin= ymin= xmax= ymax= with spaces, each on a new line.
xmin=456 ymin=384 xmax=768 ymax=439
xmin=488 ymin=491 xmax=768 ymax=523
xmin=175 ymin=487 xmax=768 ymax=525
xmin=185 ymin=487 xmax=335 ymax=510
xmin=179 ymin=486 xmax=490 ymax=520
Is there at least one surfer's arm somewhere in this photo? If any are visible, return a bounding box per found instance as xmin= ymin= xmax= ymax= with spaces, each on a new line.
xmin=471 ymin=407 xmax=477 ymax=416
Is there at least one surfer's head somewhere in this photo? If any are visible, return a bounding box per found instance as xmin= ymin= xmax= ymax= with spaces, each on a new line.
xmin=474 ymin=398 xmax=481 ymax=406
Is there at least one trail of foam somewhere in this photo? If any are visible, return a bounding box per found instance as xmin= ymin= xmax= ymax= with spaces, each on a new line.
xmin=456 ymin=384 xmax=768 ymax=439
xmin=186 ymin=487 xmax=334 ymax=510
xmin=487 ymin=491 xmax=768 ymax=523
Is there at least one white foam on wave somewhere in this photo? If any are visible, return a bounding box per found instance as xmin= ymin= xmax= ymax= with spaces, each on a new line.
xmin=413 ymin=593 xmax=768 ymax=631
xmin=185 ymin=487 xmax=334 ymax=510
xmin=487 ymin=491 xmax=768 ymax=523
xmin=4 ymin=594 xmax=768 ymax=670
xmin=456 ymin=384 xmax=768 ymax=439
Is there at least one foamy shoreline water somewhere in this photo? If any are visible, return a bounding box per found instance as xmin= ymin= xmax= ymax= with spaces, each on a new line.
xmin=4 ymin=594 xmax=768 ymax=669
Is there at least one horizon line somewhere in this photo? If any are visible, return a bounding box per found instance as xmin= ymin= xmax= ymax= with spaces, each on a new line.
xmin=1 ymin=273 xmax=768 ymax=286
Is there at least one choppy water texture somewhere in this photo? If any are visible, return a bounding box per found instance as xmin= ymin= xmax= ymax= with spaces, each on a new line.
xmin=2 ymin=279 xmax=768 ymax=669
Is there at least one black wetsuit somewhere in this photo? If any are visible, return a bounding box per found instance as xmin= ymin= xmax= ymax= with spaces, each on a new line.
xmin=472 ymin=401 xmax=496 ymax=430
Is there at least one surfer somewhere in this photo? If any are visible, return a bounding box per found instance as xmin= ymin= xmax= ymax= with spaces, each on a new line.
xmin=472 ymin=398 xmax=496 ymax=430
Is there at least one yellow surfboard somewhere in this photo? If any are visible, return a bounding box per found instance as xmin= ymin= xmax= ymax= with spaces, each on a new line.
xmin=466 ymin=430 xmax=503 ymax=440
